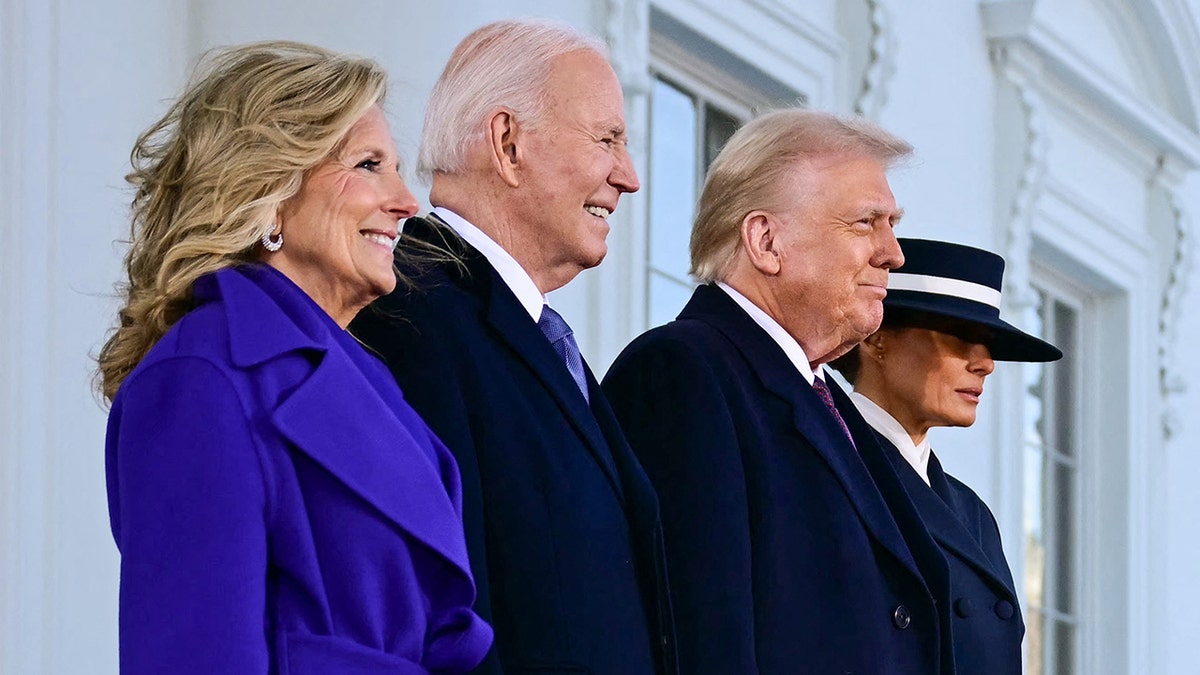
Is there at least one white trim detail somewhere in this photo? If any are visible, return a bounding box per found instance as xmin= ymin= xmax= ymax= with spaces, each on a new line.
xmin=886 ymin=273 xmax=1003 ymax=309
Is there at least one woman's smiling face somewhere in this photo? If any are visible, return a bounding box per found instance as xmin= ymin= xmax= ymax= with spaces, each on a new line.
xmin=267 ymin=105 xmax=419 ymax=326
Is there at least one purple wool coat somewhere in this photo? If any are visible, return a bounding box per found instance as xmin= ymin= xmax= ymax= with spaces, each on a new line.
xmin=105 ymin=264 xmax=492 ymax=674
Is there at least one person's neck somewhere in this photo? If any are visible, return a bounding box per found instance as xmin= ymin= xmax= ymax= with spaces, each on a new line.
xmin=859 ymin=386 xmax=929 ymax=446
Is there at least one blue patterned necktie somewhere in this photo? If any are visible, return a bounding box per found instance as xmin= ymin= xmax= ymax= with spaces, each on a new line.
xmin=538 ymin=305 xmax=589 ymax=403
xmin=811 ymin=377 xmax=855 ymax=449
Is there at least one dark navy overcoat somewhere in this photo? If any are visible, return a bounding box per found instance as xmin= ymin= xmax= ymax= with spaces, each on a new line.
xmin=877 ymin=437 xmax=1025 ymax=675
xmin=351 ymin=216 xmax=676 ymax=675
xmin=603 ymin=283 xmax=956 ymax=674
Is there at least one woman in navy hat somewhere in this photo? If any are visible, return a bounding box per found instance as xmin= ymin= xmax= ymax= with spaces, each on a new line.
xmin=830 ymin=237 xmax=1061 ymax=675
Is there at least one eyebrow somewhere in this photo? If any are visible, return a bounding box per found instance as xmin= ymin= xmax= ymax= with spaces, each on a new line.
xmin=602 ymin=124 xmax=628 ymax=139
xmin=859 ymin=207 xmax=904 ymax=224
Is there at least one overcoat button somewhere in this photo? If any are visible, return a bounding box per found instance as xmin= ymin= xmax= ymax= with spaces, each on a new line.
xmin=994 ymin=600 xmax=1015 ymax=620
xmin=892 ymin=604 xmax=911 ymax=629
xmin=954 ymin=598 xmax=975 ymax=618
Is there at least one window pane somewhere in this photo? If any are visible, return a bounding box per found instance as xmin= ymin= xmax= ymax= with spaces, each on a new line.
xmin=703 ymin=103 xmax=739 ymax=169
xmin=1053 ymin=300 xmax=1077 ymax=457
xmin=1024 ymin=289 xmax=1047 ymax=447
xmin=1054 ymin=620 xmax=1076 ymax=675
xmin=649 ymin=78 xmax=698 ymax=281
xmin=1052 ymin=460 xmax=1075 ymax=613
xmin=1023 ymin=283 xmax=1083 ymax=675
xmin=1025 ymin=610 xmax=1045 ymax=675
xmin=1024 ymin=446 xmax=1045 ymax=609
xmin=648 ymin=271 xmax=694 ymax=328
xmin=1025 ymin=361 xmax=1046 ymax=447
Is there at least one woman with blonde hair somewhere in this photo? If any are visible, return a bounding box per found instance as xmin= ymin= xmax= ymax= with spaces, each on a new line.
xmin=98 ymin=41 xmax=491 ymax=673
xmin=830 ymin=237 xmax=1062 ymax=674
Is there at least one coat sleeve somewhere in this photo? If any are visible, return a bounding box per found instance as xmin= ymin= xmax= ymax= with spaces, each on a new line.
xmin=107 ymin=356 xmax=270 ymax=674
xmin=602 ymin=335 xmax=759 ymax=675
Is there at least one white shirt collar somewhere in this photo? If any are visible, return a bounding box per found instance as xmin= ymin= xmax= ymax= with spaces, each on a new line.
xmin=848 ymin=391 xmax=931 ymax=485
xmin=430 ymin=206 xmax=545 ymax=322
xmin=717 ymin=282 xmax=818 ymax=385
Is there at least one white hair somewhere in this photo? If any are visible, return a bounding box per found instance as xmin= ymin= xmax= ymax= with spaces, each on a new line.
xmin=416 ymin=18 xmax=608 ymax=181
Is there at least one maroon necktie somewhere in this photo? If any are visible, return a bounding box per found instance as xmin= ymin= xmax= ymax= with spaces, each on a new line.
xmin=811 ymin=377 xmax=856 ymax=449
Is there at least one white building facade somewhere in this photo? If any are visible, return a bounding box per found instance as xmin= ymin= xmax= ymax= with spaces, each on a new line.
xmin=4 ymin=0 xmax=1200 ymax=672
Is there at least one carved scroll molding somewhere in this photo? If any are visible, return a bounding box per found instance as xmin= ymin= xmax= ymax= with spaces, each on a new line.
xmin=989 ymin=42 xmax=1048 ymax=312
xmin=855 ymin=0 xmax=897 ymax=118
xmin=1152 ymin=158 xmax=1194 ymax=440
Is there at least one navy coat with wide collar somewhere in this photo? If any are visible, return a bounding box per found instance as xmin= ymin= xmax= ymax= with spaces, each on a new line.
xmin=350 ymin=216 xmax=677 ymax=675
xmin=603 ymin=283 xmax=955 ymax=674
xmin=105 ymin=264 xmax=491 ymax=674
xmin=874 ymin=433 xmax=1025 ymax=674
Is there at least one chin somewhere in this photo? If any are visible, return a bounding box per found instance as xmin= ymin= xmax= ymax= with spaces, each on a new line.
xmin=370 ymin=272 xmax=398 ymax=298
xmin=948 ymin=412 xmax=978 ymax=428
xmin=581 ymin=243 xmax=608 ymax=269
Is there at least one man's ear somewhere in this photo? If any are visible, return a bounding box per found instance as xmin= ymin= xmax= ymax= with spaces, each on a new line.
xmin=487 ymin=108 xmax=522 ymax=188
xmin=741 ymin=210 xmax=782 ymax=276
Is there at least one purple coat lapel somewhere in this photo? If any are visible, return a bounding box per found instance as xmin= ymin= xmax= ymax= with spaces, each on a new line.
xmin=209 ymin=266 xmax=472 ymax=578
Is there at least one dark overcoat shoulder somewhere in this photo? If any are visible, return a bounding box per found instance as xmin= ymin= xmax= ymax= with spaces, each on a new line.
xmin=351 ymin=216 xmax=676 ymax=675
xmin=602 ymin=284 xmax=955 ymax=674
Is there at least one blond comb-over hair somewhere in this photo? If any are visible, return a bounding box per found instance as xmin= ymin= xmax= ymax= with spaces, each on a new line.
xmin=689 ymin=108 xmax=912 ymax=283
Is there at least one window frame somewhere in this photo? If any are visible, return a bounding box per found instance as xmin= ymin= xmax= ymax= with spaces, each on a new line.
xmin=644 ymin=32 xmax=795 ymax=328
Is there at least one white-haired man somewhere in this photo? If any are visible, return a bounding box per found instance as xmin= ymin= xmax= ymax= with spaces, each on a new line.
xmin=352 ymin=19 xmax=675 ymax=675
xmin=603 ymin=109 xmax=956 ymax=674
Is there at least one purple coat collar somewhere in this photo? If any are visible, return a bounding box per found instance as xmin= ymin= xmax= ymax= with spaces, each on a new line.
xmin=195 ymin=264 xmax=474 ymax=581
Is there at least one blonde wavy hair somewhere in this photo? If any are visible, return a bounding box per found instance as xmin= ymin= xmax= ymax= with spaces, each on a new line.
xmin=96 ymin=40 xmax=388 ymax=402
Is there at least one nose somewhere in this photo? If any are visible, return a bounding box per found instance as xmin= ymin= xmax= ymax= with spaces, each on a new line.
xmin=385 ymin=172 xmax=420 ymax=219
xmin=609 ymin=144 xmax=640 ymax=194
xmin=874 ymin=226 xmax=904 ymax=270
xmin=969 ymin=342 xmax=995 ymax=376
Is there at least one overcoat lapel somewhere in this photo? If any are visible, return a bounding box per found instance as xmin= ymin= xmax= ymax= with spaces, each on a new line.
xmin=679 ymin=285 xmax=923 ymax=582
xmin=273 ymin=347 xmax=472 ymax=575
xmin=212 ymin=265 xmax=473 ymax=580
xmin=886 ymin=444 xmax=1018 ymax=599
xmin=409 ymin=216 xmax=625 ymax=502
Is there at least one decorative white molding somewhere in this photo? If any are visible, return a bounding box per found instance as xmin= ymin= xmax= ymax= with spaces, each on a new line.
xmin=651 ymin=0 xmax=844 ymax=108
xmin=983 ymin=0 xmax=1200 ymax=166
xmin=854 ymin=0 xmax=896 ymax=118
xmin=989 ymin=42 xmax=1047 ymax=312
xmin=1152 ymin=157 xmax=1194 ymax=441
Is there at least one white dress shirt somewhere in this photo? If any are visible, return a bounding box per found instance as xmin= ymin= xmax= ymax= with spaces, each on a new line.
xmin=716 ymin=282 xmax=821 ymax=386
xmin=431 ymin=206 xmax=546 ymax=322
xmin=847 ymin=391 xmax=932 ymax=485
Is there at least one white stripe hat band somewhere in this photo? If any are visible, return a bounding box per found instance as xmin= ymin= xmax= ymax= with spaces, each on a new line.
xmin=886 ymin=272 xmax=1002 ymax=309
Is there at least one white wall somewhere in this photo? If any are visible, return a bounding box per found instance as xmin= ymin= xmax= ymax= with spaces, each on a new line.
xmin=1 ymin=2 xmax=188 ymax=673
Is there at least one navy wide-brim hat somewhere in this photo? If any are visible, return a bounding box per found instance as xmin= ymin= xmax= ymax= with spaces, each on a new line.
xmin=885 ymin=238 xmax=1063 ymax=362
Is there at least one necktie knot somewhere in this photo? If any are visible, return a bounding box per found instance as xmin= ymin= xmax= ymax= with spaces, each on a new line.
xmin=538 ymin=305 xmax=574 ymax=344
xmin=812 ymin=377 xmax=856 ymax=449
xmin=538 ymin=306 xmax=589 ymax=403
